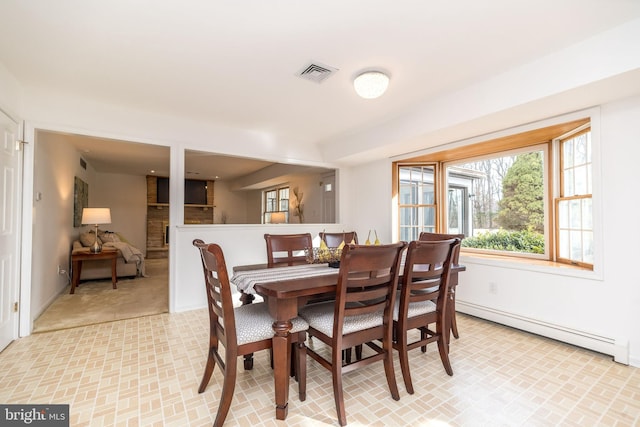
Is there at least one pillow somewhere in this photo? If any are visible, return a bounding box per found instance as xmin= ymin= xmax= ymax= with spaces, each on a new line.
xmin=99 ymin=231 xmax=121 ymax=243
xmin=79 ymin=231 xmax=101 ymax=247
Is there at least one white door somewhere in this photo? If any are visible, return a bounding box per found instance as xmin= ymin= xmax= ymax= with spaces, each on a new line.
xmin=321 ymin=172 xmax=336 ymax=223
xmin=0 ymin=111 xmax=20 ymax=351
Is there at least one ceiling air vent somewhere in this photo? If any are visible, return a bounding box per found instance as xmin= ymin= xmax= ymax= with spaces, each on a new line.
xmin=298 ymin=62 xmax=338 ymax=83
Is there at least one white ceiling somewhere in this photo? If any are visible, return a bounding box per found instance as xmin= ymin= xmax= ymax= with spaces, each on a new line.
xmin=2 ymin=1 xmax=640 ymax=177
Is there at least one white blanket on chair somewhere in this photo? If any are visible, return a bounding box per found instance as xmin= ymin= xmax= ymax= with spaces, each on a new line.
xmin=104 ymin=241 xmax=147 ymax=277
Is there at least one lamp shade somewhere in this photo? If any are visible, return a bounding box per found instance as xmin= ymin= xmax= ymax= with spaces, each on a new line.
xmin=353 ymin=71 xmax=389 ymax=99
xmin=81 ymin=208 xmax=112 ymax=225
xmin=270 ymin=212 xmax=286 ymax=224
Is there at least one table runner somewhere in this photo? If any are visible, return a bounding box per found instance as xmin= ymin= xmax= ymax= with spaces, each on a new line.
xmin=231 ymin=264 xmax=337 ymax=294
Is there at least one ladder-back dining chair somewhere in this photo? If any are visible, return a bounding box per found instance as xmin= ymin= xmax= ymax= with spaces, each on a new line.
xmin=318 ymin=231 xmax=358 ymax=247
xmin=319 ymin=230 xmax=362 ymax=362
xmin=193 ymin=239 xmax=308 ymax=427
xmin=418 ymin=231 xmax=465 ymax=339
xmin=264 ymin=233 xmax=313 ymax=267
xmin=299 ymin=242 xmax=407 ymax=426
xmin=393 ymin=238 xmax=460 ymax=394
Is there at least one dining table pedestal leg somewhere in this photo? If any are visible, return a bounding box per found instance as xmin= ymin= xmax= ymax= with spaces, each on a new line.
xmin=272 ymin=319 xmax=293 ymax=420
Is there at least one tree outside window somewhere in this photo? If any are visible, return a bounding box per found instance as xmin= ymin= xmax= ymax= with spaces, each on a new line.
xmin=450 ymin=148 xmax=546 ymax=255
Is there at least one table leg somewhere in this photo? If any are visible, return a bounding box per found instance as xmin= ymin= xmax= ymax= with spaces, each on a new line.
xmin=70 ymin=260 xmax=82 ymax=294
xmin=239 ymin=291 xmax=255 ymax=305
xmin=111 ymin=256 xmax=118 ymax=289
xmin=272 ymin=319 xmax=292 ymax=420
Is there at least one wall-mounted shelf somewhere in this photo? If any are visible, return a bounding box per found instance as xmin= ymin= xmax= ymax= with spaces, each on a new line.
xmin=148 ymin=203 xmax=214 ymax=210
xmin=185 ymin=204 xmax=215 ymax=211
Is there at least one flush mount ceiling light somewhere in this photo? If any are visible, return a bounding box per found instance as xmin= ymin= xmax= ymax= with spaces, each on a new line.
xmin=353 ymin=70 xmax=389 ymax=99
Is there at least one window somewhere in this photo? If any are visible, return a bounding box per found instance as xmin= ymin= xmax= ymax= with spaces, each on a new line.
xmin=556 ymin=128 xmax=593 ymax=267
xmin=393 ymin=118 xmax=593 ymax=269
xmin=447 ymin=146 xmax=547 ymax=257
xmin=264 ymin=186 xmax=289 ymax=223
xmin=397 ymin=165 xmax=437 ymax=241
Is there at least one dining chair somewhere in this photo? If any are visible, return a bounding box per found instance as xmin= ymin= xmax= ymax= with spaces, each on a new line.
xmin=193 ymin=239 xmax=309 ymax=427
xmin=319 ymin=231 xmax=362 ymax=361
xmin=299 ymin=242 xmax=407 ymax=426
xmin=393 ymin=238 xmax=460 ymax=394
xmin=318 ymin=231 xmax=358 ymax=247
xmin=264 ymin=232 xmax=335 ymax=371
xmin=418 ymin=231 xmax=465 ymax=339
xmin=318 ymin=231 xmax=360 ymax=362
xmin=264 ymin=233 xmax=313 ymax=267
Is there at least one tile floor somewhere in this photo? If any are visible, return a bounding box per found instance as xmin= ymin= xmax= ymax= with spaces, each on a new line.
xmin=1 ymin=311 xmax=639 ymax=426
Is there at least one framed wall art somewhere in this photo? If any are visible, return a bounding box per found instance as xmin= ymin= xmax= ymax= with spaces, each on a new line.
xmin=73 ymin=176 xmax=88 ymax=227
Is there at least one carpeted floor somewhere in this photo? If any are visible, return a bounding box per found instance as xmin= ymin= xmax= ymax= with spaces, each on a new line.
xmin=33 ymin=258 xmax=169 ymax=333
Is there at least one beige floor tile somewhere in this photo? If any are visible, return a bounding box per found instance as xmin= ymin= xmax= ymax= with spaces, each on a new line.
xmin=1 ymin=312 xmax=640 ymax=426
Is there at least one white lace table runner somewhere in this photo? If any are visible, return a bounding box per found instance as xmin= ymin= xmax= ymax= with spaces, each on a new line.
xmin=231 ymin=264 xmax=337 ymax=294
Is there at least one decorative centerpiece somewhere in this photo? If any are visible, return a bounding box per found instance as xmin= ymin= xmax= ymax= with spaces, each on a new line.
xmin=305 ymin=246 xmax=342 ymax=267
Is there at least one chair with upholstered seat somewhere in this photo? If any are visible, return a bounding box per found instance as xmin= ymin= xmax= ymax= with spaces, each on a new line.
xmin=264 ymin=232 xmax=333 ymax=308
xmin=300 ymin=242 xmax=407 ymax=426
xmin=318 ymin=231 xmax=358 ymax=247
xmin=264 ymin=233 xmax=313 ymax=267
xmin=393 ymin=238 xmax=460 ymax=394
xmin=418 ymin=232 xmax=465 ymax=339
xmin=193 ymin=239 xmax=308 ymax=427
xmin=318 ymin=231 xmax=361 ymax=362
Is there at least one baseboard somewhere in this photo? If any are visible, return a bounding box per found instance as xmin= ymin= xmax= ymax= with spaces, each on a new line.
xmin=173 ymin=302 xmax=207 ymax=313
xmin=457 ymin=300 xmax=629 ymax=365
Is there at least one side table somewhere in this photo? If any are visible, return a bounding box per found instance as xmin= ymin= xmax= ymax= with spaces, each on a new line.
xmin=70 ymin=249 xmax=118 ymax=294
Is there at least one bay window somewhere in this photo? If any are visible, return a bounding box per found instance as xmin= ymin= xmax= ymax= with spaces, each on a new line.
xmin=394 ymin=118 xmax=593 ymax=269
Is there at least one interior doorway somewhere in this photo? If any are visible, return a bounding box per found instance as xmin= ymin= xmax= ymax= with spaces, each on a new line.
xmin=321 ymin=172 xmax=336 ymax=223
xmin=30 ymin=130 xmax=170 ymax=331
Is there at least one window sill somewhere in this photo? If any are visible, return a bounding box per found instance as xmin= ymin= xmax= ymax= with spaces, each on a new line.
xmin=459 ymin=251 xmax=601 ymax=281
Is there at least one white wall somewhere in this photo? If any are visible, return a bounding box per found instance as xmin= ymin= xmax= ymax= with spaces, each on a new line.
xmin=31 ymin=131 xmax=96 ymax=320
xmin=171 ymin=223 xmax=354 ymax=312
xmin=212 ymin=180 xmax=249 ymax=224
xmin=287 ymin=174 xmax=325 ymax=224
xmin=0 ymin=61 xmax=21 ymax=120
xmin=21 ymin=87 xmax=328 ymax=169
xmin=345 ymin=158 xmax=393 ymax=244
xmin=598 ymin=95 xmax=640 ymax=364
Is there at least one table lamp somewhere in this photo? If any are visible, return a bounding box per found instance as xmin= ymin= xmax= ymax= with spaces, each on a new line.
xmin=81 ymin=207 xmax=112 ymax=253
xmin=271 ymin=212 xmax=286 ymax=224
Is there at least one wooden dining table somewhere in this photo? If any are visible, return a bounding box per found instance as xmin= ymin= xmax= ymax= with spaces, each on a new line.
xmin=230 ymin=261 xmax=465 ymax=421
